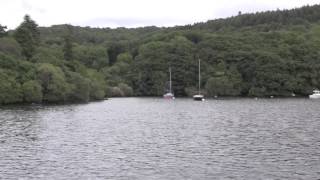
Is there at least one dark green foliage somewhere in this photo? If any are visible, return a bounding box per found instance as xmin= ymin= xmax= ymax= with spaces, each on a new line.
xmin=118 ymin=83 xmax=133 ymax=96
xmin=0 ymin=53 xmax=36 ymax=83
xmin=107 ymin=83 xmax=134 ymax=97
xmin=63 ymin=35 xmax=73 ymax=61
xmin=133 ymin=41 xmax=168 ymax=96
xmin=0 ymin=25 xmax=7 ymax=37
xmin=188 ymin=4 xmax=320 ymax=31
xmin=14 ymin=15 xmax=40 ymax=60
xmin=63 ymin=25 xmax=74 ymax=61
xmin=110 ymin=87 xmax=124 ymax=97
xmin=0 ymin=37 xmax=22 ymax=57
xmin=36 ymin=63 xmax=69 ymax=102
xmin=2 ymin=5 xmax=320 ymax=104
xmin=31 ymin=47 xmax=63 ymax=65
xmin=205 ymin=64 xmax=243 ymax=96
xmin=89 ymin=80 xmax=105 ymax=100
xmin=22 ymin=80 xmax=43 ymax=103
xmin=107 ymin=42 xmax=127 ymax=65
xmin=101 ymin=52 xmax=133 ymax=88
xmin=73 ymin=45 xmax=108 ymax=69
xmin=0 ymin=69 xmax=22 ymax=104
xmin=66 ymin=71 xmax=90 ymax=102
xmin=86 ymin=69 xmax=106 ymax=100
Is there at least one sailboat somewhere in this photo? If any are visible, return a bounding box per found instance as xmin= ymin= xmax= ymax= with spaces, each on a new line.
xmin=193 ymin=59 xmax=205 ymax=101
xmin=163 ymin=67 xmax=175 ymax=99
xmin=309 ymin=89 xmax=320 ymax=99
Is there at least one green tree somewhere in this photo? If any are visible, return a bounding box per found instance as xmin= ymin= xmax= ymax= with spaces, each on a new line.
xmin=86 ymin=69 xmax=106 ymax=100
xmin=248 ymin=86 xmax=267 ymax=97
xmin=110 ymin=87 xmax=124 ymax=97
xmin=31 ymin=46 xmax=64 ymax=65
xmin=66 ymin=71 xmax=90 ymax=102
xmin=204 ymin=61 xmax=243 ymax=96
xmin=22 ymin=80 xmax=43 ymax=103
xmin=118 ymin=83 xmax=133 ymax=96
xmin=205 ymin=76 xmax=236 ymax=96
xmin=0 ymin=52 xmax=36 ymax=84
xmin=101 ymin=52 xmax=132 ymax=87
xmin=169 ymin=36 xmax=197 ymax=96
xmin=37 ymin=63 xmax=70 ymax=102
xmin=73 ymin=44 xmax=108 ymax=69
xmin=0 ymin=70 xmax=23 ymax=104
xmin=1 ymin=4 xmax=320 ymax=104
xmin=0 ymin=37 xmax=22 ymax=57
xmin=0 ymin=24 xmax=7 ymax=37
xmin=133 ymin=41 xmax=168 ymax=96
xmin=14 ymin=15 xmax=40 ymax=60
xmin=107 ymin=42 xmax=127 ymax=65
xmin=63 ymin=25 xmax=73 ymax=61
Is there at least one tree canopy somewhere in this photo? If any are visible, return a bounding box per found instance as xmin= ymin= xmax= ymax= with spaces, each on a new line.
xmin=14 ymin=15 xmax=40 ymax=60
xmin=1 ymin=5 xmax=320 ymax=104
xmin=0 ymin=25 xmax=7 ymax=38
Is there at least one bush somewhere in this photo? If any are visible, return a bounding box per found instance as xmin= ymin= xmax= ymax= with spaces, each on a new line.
xmin=31 ymin=47 xmax=63 ymax=66
xmin=22 ymin=80 xmax=42 ymax=103
xmin=118 ymin=83 xmax=133 ymax=96
xmin=248 ymin=86 xmax=267 ymax=97
xmin=205 ymin=76 xmax=241 ymax=96
xmin=90 ymin=80 xmax=105 ymax=100
xmin=0 ymin=37 xmax=22 ymax=57
xmin=66 ymin=71 xmax=90 ymax=102
xmin=37 ymin=63 xmax=69 ymax=102
xmin=0 ymin=70 xmax=23 ymax=104
xmin=185 ymin=86 xmax=198 ymax=97
xmin=86 ymin=69 xmax=106 ymax=100
xmin=111 ymin=87 xmax=124 ymax=97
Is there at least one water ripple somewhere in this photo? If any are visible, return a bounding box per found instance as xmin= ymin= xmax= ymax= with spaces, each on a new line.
xmin=0 ymin=98 xmax=320 ymax=179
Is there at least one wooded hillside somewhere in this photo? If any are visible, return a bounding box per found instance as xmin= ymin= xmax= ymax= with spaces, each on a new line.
xmin=1 ymin=4 xmax=320 ymax=104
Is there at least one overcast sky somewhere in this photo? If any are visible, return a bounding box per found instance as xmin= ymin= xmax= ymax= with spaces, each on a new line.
xmin=0 ymin=0 xmax=319 ymax=29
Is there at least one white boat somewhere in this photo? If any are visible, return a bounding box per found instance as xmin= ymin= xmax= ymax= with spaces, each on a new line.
xmin=163 ymin=92 xmax=174 ymax=99
xmin=309 ymin=89 xmax=320 ymax=99
xmin=193 ymin=94 xmax=204 ymax=101
xmin=163 ymin=67 xmax=175 ymax=99
xmin=193 ymin=59 xmax=204 ymax=101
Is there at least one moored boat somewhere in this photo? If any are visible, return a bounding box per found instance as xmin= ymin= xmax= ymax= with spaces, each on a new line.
xmin=193 ymin=94 xmax=204 ymax=101
xmin=309 ymin=89 xmax=320 ymax=99
xmin=163 ymin=67 xmax=175 ymax=99
xmin=193 ymin=59 xmax=204 ymax=101
xmin=163 ymin=92 xmax=175 ymax=99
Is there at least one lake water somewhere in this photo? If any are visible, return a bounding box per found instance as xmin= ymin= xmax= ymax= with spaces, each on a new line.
xmin=0 ymin=98 xmax=320 ymax=179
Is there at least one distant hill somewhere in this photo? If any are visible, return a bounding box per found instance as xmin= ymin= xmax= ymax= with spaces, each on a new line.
xmin=184 ymin=4 xmax=320 ymax=31
xmin=1 ymin=4 xmax=320 ymax=104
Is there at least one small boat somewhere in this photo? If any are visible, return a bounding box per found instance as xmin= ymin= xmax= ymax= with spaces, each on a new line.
xmin=163 ymin=92 xmax=174 ymax=99
xmin=309 ymin=89 xmax=320 ymax=99
xmin=163 ymin=67 xmax=175 ymax=99
xmin=193 ymin=59 xmax=204 ymax=101
xmin=193 ymin=94 xmax=204 ymax=101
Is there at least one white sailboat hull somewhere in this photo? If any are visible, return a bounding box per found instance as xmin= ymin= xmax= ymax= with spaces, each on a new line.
xmin=163 ymin=93 xmax=175 ymax=99
xmin=193 ymin=59 xmax=204 ymax=101
xmin=163 ymin=67 xmax=174 ymax=99
xmin=309 ymin=94 xmax=320 ymax=99
xmin=309 ymin=89 xmax=320 ymax=99
xmin=193 ymin=94 xmax=204 ymax=101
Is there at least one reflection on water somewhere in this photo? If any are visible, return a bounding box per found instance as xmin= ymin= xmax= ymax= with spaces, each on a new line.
xmin=1 ymin=98 xmax=320 ymax=179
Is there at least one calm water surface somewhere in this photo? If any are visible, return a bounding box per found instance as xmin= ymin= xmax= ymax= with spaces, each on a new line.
xmin=0 ymin=98 xmax=320 ymax=179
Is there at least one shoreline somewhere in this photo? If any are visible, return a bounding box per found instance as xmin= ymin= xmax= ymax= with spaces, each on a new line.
xmin=0 ymin=96 xmax=311 ymax=107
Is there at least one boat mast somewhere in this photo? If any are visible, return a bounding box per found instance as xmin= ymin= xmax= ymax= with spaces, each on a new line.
xmin=169 ymin=67 xmax=172 ymax=93
xmin=198 ymin=59 xmax=201 ymax=94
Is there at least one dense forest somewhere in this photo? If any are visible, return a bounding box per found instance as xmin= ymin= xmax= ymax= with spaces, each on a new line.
xmin=1 ymin=4 xmax=320 ymax=104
